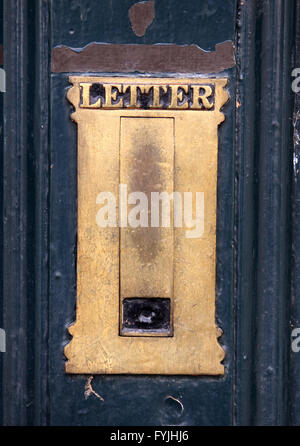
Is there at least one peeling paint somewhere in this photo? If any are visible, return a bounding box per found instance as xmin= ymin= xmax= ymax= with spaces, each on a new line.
xmin=129 ymin=1 xmax=155 ymax=37
xmin=293 ymin=109 xmax=300 ymax=177
xmin=165 ymin=395 xmax=184 ymax=415
xmin=52 ymin=41 xmax=235 ymax=74
xmin=84 ymin=376 xmax=104 ymax=401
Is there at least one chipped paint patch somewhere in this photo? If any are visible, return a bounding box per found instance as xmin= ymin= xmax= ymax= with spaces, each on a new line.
xmin=129 ymin=1 xmax=155 ymax=37
xmin=52 ymin=41 xmax=235 ymax=74
xmin=84 ymin=376 xmax=104 ymax=401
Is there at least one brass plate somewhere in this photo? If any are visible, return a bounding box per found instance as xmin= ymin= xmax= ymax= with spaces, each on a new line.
xmin=65 ymin=76 xmax=228 ymax=375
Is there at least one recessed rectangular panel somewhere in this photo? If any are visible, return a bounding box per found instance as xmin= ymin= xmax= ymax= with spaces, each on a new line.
xmin=119 ymin=117 xmax=174 ymax=337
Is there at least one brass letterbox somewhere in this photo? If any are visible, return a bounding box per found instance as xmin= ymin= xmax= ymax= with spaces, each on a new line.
xmin=65 ymin=76 xmax=228 ymax=375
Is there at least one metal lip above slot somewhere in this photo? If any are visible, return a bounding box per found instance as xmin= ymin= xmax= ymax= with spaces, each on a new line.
xmin=120 ymin=297 xmax=173 ymax=337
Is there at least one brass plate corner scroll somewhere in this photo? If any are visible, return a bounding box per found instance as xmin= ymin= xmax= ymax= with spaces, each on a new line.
xmin=65 ymin=77 xmax=228 ymax=375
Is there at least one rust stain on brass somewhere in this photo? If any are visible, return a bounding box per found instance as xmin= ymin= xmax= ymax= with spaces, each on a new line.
xmin=65 ymin=76 xmax=228 ymax=375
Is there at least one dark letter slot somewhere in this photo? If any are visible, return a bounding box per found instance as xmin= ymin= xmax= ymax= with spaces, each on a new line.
xmin=121 ymin=298 xmax=171 ymax=336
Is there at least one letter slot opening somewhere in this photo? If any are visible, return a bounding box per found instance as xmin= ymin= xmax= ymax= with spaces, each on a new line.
xmin=121 ymin=298 xmax=172 ymax=336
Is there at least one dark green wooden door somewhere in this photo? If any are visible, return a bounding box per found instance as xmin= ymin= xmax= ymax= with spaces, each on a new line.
xmin=0 ymin=0 xmax=299 ymax=426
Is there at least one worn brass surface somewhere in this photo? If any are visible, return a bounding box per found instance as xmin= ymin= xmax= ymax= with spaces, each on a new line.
xmin=65 ymin=76 xmax=228 ymax=375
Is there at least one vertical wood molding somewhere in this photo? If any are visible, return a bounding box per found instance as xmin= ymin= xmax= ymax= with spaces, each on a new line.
xmin=1 ymin=0 xmax=50 ymax=426
xmin=33 ymin=0 xmax=50 ymax=427
xmin=235 ymin=0 xmax=295 ymax=426
xmin=234 ymin=0 xmax=258 ymax=426
xmin=254 ymin=0 xmax=293 ymax=426
xmin=2 ymin=0 xmax=30 ymax=426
